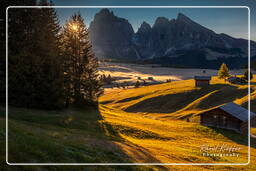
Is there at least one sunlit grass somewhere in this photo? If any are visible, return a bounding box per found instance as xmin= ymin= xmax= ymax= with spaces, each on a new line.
xmin=99 ymin=104 xmax=252 ymax=164
xmin=2 ymin=76 xmax=256 ymax=170
xmin=97 ymin=76 xmax=256 ymax=169
xmin=252 ymin=128 xmax=256 ymax=135
xmin=100 ymin=76 xmax=254 ymax=118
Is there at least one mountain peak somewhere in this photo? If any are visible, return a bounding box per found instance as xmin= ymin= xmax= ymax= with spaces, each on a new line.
xmin=137 ymin=21 xmax=151 ymax=34
xmin=177 ymin=13 xmax=192 ymax=22
xmin=94 ymin=8 xmax=114 ymax=19
xmin=99 ymin=8 xmax=111 ymax=15
xmin=154 ymin=17 xmax=170 ymax=28
xmin=155 ymin=17 xmax=169 ymax=24
xmin=89 ymin=10 xmax=254 ymax=62
xmin=141 ymin=21 xmax=151 ymax=29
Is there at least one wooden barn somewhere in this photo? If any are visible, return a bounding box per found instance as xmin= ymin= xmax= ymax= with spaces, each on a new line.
xmin=199 ymin=102 xmax=256 ymax=134
xmin=194 ymin=76 xmax=211 ymax=87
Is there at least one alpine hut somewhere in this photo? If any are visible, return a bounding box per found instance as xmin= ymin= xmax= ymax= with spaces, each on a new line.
xmin=194 ymin=76 xmax=211 ymax=87
xmin=199 ymin=102 xmax=256 ymax=134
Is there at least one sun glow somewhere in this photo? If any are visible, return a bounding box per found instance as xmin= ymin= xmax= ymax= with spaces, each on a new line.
xmin=70 ymin=23 xmax=78 ymax=32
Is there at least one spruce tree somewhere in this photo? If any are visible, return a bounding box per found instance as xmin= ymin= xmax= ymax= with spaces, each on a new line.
xmin=8 ymin=0 xmax=65 ymax=109
xmin=61 ymin=13 xmax=103 ymax=106
xmin=218 ymin=63 xmax=230 ymax=80
xmin=8 ymin=1 xmax=38 ymax=107
xmin=33 ymin=0 xmax=65 ymax=108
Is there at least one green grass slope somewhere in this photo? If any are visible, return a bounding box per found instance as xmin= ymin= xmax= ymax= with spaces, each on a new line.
xmin=0 ymin=107 xmax=158 ymax=170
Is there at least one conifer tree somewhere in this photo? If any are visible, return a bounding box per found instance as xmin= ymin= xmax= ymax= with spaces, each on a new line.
xmin=61 ymin=13 xmax=103 ymax=106
xmin=8 ymin=0 xmax=65 ymax=109
xmin=218 ymin=63 xmax=230 ymax=80
xmin=8 ymin=0 xmax=38 ymax=107
xmin=33 ymin=0 xmax=65 ymax=108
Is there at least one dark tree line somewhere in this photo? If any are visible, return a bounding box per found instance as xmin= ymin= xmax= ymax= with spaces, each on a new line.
xmin=5 ymin=0 xmax=102 ymax=109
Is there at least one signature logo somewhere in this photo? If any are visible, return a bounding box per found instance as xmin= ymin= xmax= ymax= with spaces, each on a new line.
xmin=200 ymin=144 xmax=242 ymax=157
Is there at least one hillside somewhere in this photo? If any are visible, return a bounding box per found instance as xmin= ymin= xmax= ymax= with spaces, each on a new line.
xmin=100 ymin=76 xmax=256 ymax=118
xmin=2 ymin=76 xmax=256 ymax=170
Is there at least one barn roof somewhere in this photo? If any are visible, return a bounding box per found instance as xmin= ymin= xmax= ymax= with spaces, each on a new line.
xmin=219 ymin=102 xmax=256 ymax=122
xmin=194 ymin=76 xmax=211 ymax=80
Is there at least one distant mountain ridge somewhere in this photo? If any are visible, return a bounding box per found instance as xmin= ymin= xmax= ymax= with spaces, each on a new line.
xmin=89 ymin=9 xmax=256 ymax=69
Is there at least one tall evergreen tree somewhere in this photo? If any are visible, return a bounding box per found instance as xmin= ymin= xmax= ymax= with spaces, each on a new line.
xmin=8 ymin=1 xmax=37 ymax=107
xmin=32 ymin=0 xmax=65 ymax=108
xmin=8 ymin=0 xmax=65 ymax=109
xmin=1 ymin=0 xmax=37 ymax=105
xmin=218 ymin=63 xmax=230 ymax=80
xmin=61 ymin=13 xmax=103 ymax=106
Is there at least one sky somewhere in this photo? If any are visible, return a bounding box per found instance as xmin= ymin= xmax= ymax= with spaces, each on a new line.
xmin=52 ymin=0 xmax=256 ymax=41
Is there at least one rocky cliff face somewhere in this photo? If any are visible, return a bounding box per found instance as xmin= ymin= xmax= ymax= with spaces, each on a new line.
xmin=89 ymin=9 xmax=255 ymax=68
xmin=134 ymin=12 xmax=252 ymax=58
xmin=89 ymin=9 xmax=139 ymax=59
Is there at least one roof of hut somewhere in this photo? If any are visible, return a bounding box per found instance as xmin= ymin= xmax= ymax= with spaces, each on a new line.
xmin=194 ymin=76 xmax=211 ymax=80
xmin=217 ymin=102 xmax=255 ymax=122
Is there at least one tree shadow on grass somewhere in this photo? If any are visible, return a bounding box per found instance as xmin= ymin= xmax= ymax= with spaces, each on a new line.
xmin=95 ymin=107 xmax=168 ymax=170
xmin=7 ymin=104 xmax=167 ymax=170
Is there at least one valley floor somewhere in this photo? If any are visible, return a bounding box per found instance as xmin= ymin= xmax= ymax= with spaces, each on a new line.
xmin=99 ymin=62 xmax=250 ymax=88
xmin=1 ymin=76 xmax=256 ymax=170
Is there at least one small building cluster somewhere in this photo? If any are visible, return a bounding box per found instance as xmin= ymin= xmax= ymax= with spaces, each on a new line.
xmin=199 ymin=102 xmax=256 ymax=134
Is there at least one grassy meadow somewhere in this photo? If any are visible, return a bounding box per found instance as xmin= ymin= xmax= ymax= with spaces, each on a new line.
xmin=1 ymin=76 xmax=256 ymax=170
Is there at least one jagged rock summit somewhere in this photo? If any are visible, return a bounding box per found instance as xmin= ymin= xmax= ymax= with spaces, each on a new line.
xmin=89 ymin=8 xmax=139 ymax=59
xmin=89 ymin=9 xmax=255 ymax=68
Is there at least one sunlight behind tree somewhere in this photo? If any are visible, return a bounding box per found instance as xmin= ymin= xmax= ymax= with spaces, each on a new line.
xmin=61 ymin=12 xmax=103 ymax=106
xmin=70 ymin=23 xmax=78 ymax=32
